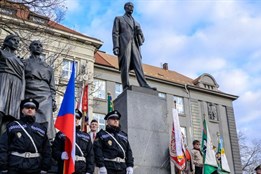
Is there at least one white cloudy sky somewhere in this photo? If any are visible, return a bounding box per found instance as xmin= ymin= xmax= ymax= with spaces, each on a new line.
xmin=62 ymin=0 xmax=261 ymax=140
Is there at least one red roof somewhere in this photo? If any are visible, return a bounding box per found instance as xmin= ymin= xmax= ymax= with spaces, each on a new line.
xmin=0 ymin=0 xmax=101 ymax=42
xmin=95 ymin=51 xmax=194 ymax=85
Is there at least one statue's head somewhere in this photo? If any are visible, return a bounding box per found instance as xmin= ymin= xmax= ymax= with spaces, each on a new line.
xmin=29 ymin=40 xmax=43 ymax=55
xmin=124 ymin=2 xmax=134 ymax=15
xmin=3 ymin=34 xmax=20 ymax=51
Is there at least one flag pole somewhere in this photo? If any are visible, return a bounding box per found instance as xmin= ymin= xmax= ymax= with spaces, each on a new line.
xmin=173 ymin=100 xmax=177 ymax=109
xmin=107 ymin=92 xmax=113 ymax=112
xmin=173 ymin=100 xmax=180 ymax=174
xmin=80 ymin=83 xmax=88 ymax=132
xmin=82 ymin=111 xmax=86 ymax=132
xmin=80 ymin=81 xmax=86 ymax=132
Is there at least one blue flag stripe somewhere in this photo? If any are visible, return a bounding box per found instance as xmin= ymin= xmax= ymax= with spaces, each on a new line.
xmin=58 ymin=62 xmax=75 ymax=116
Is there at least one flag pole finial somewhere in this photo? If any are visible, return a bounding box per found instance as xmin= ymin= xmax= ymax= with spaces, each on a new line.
xmin=173 ymin=100 xmax=177 ymax=109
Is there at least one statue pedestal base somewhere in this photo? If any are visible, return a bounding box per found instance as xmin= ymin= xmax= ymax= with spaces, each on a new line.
xmin=114 ymin=86 xmax=170 ymax=174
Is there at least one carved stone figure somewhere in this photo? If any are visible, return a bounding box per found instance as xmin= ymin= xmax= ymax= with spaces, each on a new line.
xmin=0 ymin=34 xmax=24 ymax=135
xmin=24 ymin=40 xmax=57 ymax=139
xmin=112 ymin=2 xmax=153 ymax=90
xmin=208 ymin=103 xmax=218 ymax=121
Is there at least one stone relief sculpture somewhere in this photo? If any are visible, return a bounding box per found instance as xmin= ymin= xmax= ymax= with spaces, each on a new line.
xmin=208 ymin=103 xmax=218 ymax=121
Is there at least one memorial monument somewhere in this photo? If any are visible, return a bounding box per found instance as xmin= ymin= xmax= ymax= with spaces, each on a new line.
xmin=24 ymin=40 xmax=57 ymax=139
xmin=112 ymin=2 xmax=170 ymax=173
xmin=0 ymin=34 xmax=25 ymax=135
xmin=112 ymin=2 xmax=154 ymax=91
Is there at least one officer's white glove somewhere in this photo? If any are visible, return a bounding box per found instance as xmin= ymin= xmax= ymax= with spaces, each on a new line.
xmin=40 ymin=171 xmax=47 ymax=174
xmin=61 ymin=151 xmax=69 ymax=160
xmin=1 ymin=170 xmax=8 ymax=174
xmin=99 ymin=166 xmax=107 ymax=174
xmin=86 ymin=173 xmax=91 ymax=174
xmin=126 ymin=167 xmax=133 ymax=174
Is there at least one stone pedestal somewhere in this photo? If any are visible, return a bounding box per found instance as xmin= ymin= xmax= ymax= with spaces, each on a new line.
xmin=114 ymin=86 xmax=170 ymax=174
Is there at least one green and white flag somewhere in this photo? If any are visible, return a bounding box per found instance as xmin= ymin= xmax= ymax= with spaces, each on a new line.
xmin=202 ymin=119 xmax=218 ymax=174
xmin=217 ymin=137 xmax=230 ymax=173
xmin=107 ymin=92 xmax=113 ymax=112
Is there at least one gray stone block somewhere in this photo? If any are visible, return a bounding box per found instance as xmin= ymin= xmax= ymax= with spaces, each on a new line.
xmin=114 ymin=86 xmax=170 ymax=174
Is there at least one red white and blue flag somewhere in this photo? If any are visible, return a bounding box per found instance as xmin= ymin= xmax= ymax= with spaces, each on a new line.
xmin=55 ymin=62 xmax=76 ymax=174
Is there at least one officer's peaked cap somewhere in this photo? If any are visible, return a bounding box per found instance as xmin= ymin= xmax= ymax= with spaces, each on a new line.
xmin=104 ymin=110 xmax=121 ymax=120
xmin=20 ymin=98 xmax=39 ymax=110
xmin=75 ymin=109 xmax=82 ymax=119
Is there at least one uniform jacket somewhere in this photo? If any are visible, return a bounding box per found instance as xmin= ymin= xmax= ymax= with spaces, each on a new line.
xmin=0 ymin=116 xmax=51 ymax=173
xmin=93 ymin=127 xmax=134 ymax=170
xmin=112 ymin=13 xmax=144 ymax=71
xmin=52 ymin=126 xmax=94 ymax=174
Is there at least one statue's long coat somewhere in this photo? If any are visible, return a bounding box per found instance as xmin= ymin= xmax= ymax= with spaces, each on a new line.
xmin=0 ymin=49 xmax=24 ymax=119
xmin=24 ymin=56 xmax=56 ymax=139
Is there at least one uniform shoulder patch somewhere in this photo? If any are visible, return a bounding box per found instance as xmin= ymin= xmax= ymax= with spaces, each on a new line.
xmin=77 ymin=132 xmax=90 ymax=141
xmin=58 ymin=132 xmax=65 ymax=139
xmin=31 ymin=125 xmax=45 ymax=136
xmin=118 ymin=132 xmax=128 ymax=141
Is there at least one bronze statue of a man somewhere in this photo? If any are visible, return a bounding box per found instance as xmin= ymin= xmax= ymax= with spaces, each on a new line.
xmin=112 ymin=2 xmax=153 ymax=90
xmin=23 ymin=40 xmax=57 ymax=139
xmin=0 ymin=34 xmax=25 ymax=135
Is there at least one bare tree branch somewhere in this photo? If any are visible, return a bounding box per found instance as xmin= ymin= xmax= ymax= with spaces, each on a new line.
xmin=239 ymin=131 xmax=261 ymax=173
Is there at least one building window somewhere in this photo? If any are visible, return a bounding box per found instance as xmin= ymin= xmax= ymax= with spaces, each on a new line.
xmin=58 ymin=95 xmax=64 ymax=109
xmin=62 ymin=59 xmax=78 ymax=79
xmin=158 ymin=92 xmax=166 ymax=99
xmin=115 ymin=83 xmax=123 ymax=97
xmin=207 ymin=103 xmax=218 ymax=121
xmin=45 ymin=55 xmax=55 ymax=68
xmin=173 ymin=96 xmax=184 ymax=114
xmin=93 ymin=113 xmax=106 ymax=131
xmin=93 ymin=79 xmax=106 ymax=99
xmin=29 ymin=16 xmax=48 ymax=24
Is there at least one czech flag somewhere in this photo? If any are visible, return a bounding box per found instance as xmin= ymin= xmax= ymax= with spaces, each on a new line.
xmin=55 ymin=62 xmax=76 ymax=174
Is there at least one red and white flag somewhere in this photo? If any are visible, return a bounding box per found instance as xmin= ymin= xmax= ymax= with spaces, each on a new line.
xmin=81 ymin=84 xmax=88 ymax=113
xmin=76 ymin=84 xmax=88 ymax=132
xmin=169 ymin=109 xmax=186 ymax=171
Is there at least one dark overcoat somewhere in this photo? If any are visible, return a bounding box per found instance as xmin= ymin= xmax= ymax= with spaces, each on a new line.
xmin=112 ymin=14 xmax=144 ymax=71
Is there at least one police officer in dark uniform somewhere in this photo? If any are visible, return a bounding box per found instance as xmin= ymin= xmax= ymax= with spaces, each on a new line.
xmin=94 ymin=110 xmax=134 ymax=174
xmin=52 ymin=109 xmax=94 ymax=174
xmin=0 ymin=98 xmax=51 ymax=174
